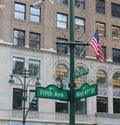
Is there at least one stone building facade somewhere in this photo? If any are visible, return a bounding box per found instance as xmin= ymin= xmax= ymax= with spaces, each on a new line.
xmin=0 ymin=0 xmax=120 ymax=125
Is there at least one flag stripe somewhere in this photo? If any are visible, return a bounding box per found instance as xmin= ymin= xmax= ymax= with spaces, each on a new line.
xmin=90 ymin=29 xmax=105 ymax=62
xmin=90 ymin=38 xmax=99 ymax=56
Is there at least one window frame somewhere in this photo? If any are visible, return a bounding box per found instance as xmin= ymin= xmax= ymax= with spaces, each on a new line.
xmin=56 ymin=0 xmax=68 ymax=5
xmin=14 ymin=2 xmax=26 ymax=20
xmin=29 ymin=32 xmax=40 ymax=49
xmin=96 ymin=22 xmax=106 ymax=37
xmin=75 ymin=98 xmax=86 ymax=114
xmin=113 ymin=98 xmax=120 ymax=113
xmin=111 ymin=3 xmax=120 ymax=18
xmin=102 ymin=46 xmax=106 ymax=61
xmin=74 ymin=44 xmax=86 ymax=57
xmin=96 ymin=70 xmax=107 ymax=87
xmin=56 ymin=38 xmax=68 ymax=54
xmin=30 ymin=6 xmax=41 ymax=23
xmin=12 ymin=57 xmax=25 ymax=75
xmin=75 ymin=0 xmax=85 ymax=9
xmin=112 ymin=72 xmax=120 ymax=88
xmin=29 ymin=59 xmax=40 ymax=77
xmin=112 ymin=48 xmax=120 ymax=63
xmin=112 ymin=25 xmax=120 ymax=40
xmin=55 ymin=64 xmax=68 ymax=81
xmin=13 ymin=88 xmax=22 ymax=110
xmin=96 ymin=0 xmax=105 ymax=14
xmin=57 ymin=13 xmax=68 ymax=29
xmin=13 ymin=29 xmax=25 ymax=47
xmin=55 ymin=100 xmax=68 ymax=113
xmin=74 ymin=66 xmax=86 ymax=85
xmin=75 ymin=17 xmax=85 ymax=33
xmin=29 ymin=90 xmax=38 ymax=111
xmin=97 ymin=96 xmax=108 ymax=113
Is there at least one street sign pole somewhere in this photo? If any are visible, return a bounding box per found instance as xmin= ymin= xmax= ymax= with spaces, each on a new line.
xmin=69 ymin=0 xmax=75 ymax=125
xmin=35 ymin=1 xmax=90 ymax=125
xmin=56 ymin=0 xmax=89 ymax=124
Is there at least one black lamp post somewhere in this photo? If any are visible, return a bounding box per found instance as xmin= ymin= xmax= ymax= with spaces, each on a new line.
xmin=9 ymin=69 xmax=41 ymax=125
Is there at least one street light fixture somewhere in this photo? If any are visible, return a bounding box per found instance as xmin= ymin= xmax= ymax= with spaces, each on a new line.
xmin=9 ymin=68 xmax=41 ymax=125
xmin=33 ymin=0 xmax=45 ymax=9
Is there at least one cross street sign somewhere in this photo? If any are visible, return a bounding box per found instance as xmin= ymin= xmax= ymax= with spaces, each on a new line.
xmin=75 ymin=83 xmax=97 ymax=100
xmin=73 ymin=69 xmax=89 ymax=79
xmin=36 ymin=85 xmax=69 ymax=101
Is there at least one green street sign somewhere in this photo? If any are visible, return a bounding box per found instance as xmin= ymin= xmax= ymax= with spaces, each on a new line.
xmin=73 ymin=69 xmax=89 ymax=79
xmin=36 ymin=85 xmax=69 ymax=101
xmin=75 ymin=83 xmax=97 ymax=100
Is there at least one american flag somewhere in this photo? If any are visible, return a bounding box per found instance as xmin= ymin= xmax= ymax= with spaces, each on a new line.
xmin=90 ymin=28 xmax=105 ymax=62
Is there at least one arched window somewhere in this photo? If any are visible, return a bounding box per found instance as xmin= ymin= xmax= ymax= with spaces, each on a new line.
xmin=112 ymin=72 xmax=120 ymax=114
xmin=96 ymin=70 xmax=108 ymax=113
xmin=96 ymin=70 xmax=107 ymax=87
xmin=55 ymin=64 xmax=68 ymax=81
xmin=74 ymin=66 xmax=86 ymax=85
xmin=112 ymin=72 xmax=120 ymax=88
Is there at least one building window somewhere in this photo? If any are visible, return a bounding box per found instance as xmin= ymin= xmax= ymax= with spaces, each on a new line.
xmin=112 ymin=48 xmax=120 ymax=63
xmin=75 ymin=99 xmax=86 ymax=114
xmin=75 ymin=0 xmax=85 ymax=9
xmin=96 ymin=22 xmax=106 ymax=37
xmin=57 ymin=13 xmax=68 ymax=29
xmin=29 ymin=90 xmax=38 ymax=111
xmin=30 ymin=6 xmax=40 ymax=23
xmin=102 ymin=46 xmax=106 ymax=60
xmin=55 ymin=64 xmax=68 ymax=81
xmin=13 ymin=88 xmax=22 ymax=109
xmin=96 ymin=70 xmax=108 ymax=113
xmin=112 ymin=72 xmax=120 ymax=88
xmin=13 ymin=29 xmax=25 ymax=47
xmin=97 ymin=97 xmax=108 ymax=112
xmin=14 ymin=2 xmax=26 ymax=20
xmin=96 ymin=0 xmax=105 ymax=14
xmin=112 ymin=72 xmax=120 ymax=113
xmin=29 ymin=32 xmax=40 ymax=49
xmin=57 ymin=38 xmax=68 ymax=54
xmin=96 ymin=70 xmax=107 ymax=87
xmin=111 ymin=3 xmax=120 ymax=18
xmin=75 ymin=17 xmax=85 ymax=33
xmin=113 ymin=98 xmax=120 ymax=113
xmin=57 ymin=0 xmax=68 ymax=5
xmin=56 ymin=100 xmax=68 ymax=113
xmin=29 ymin=59 xmax=40 ymax=77
xmin=112 ymin=26 xmax=120 ymax=40
xmin=12 ymin=57 xmax=24 ymax=75
xmin=74 ymin=44 xmax=85 ymax=57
